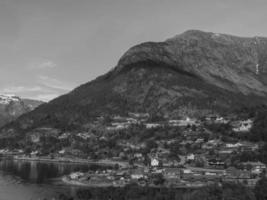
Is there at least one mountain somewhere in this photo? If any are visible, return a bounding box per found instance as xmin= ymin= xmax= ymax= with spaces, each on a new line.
xmin=22 ymin=98 xmax=44 ymax=110
xmin=0 ymin=95 xmax=43 ymax=127
xmin=2 ymin=30 xmax=267 ymax=135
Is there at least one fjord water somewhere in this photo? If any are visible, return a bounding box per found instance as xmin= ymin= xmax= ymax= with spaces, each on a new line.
xmin=0 ymin=157 xmax=102 ymax=200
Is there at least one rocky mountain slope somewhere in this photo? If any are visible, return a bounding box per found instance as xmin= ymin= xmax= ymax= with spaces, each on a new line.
xmin=2 ymin=30 xmax=267 ymax=135
xmin=0 ymin=95 xmax=43 ymax=127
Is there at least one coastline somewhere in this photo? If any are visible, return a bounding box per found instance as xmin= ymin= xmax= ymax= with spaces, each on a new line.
xmin=11 ymin=156 xmax=129 ymax=167
xmin=61 ymin=175 xmax=208 ymax=189
xmin=61 ymin=176 xmax=117 ymax=187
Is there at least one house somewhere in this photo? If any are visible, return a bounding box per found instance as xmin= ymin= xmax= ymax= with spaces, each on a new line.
xmin=134 ymin=153 xmax=143 ymax=158
xmin=239 ymin=142 xmax=259 ymax=152
xmin=162 ymin=159 xmax=180 ymax=167
xmin=58 ymin=132 xmax=71 ymax=140
xmin=214 ymin=117 xmax=229 ymax=124
xmin=208 ymin=159 xmax=225 ymax=168
xmin=242 ymin=161 xmax=266 ymax=175
xmin=188 ymin=167 xmax=225 ymax=176
xmin=225 ymin=142 xmax=258 ymax=152
xmin=232 ymin=119 xmax=253 ymax=132
xmin=151 ymin=158 xmax=160 ymax=167
xmin=156 ymin=147 xmax=170 ymax=156
xmin=77 ymin=132 xmax=92 ymax=140
xmin=186 ymin=153 xmax=195 ymax=161
xmin=218 ymin=148 xmax=235 ymax=155
xmin=145 ymin=123 xmax=161 ymax=129
xmin=168 ymin=117 xmax=199 ymax=127
xmin=130 ymin=169 xmax=145 ymax=179
xmin=224 ymin=167 xmax=254 ymax=185
xmin=133 ymin=153 xmax=144 ymax=162
xmin=128 ymin=112 xmax=149 ymax=120
xmin=29 ymin=134 xmax=41 ymax=143
xmin=58 ymin=149 xmax=65 ymax=154
xmin=225 ymin=143 xmax=242 ymax=148
xmin=108 ymin=122 xmax=129 ymax=130
xmin=163 ymin=168 xmax=181 ymax=179
xmin=69 ymin=172 xmax=84 ymax=180
xmin=225 ymin=167 xmax=251 ymax=178
xmin=168 ymin=120 xmax=180 ymax=127
xmin=30 ymin=150 xmax=39 ymax=157
xmin=205 ymin=115 xmax=218 ymax=122
xmin=182 ymin=169 xmax=192 ymax=174
xmin=151 ymin=168 xmax=164 ymax=174
xmin=195 ymin=138 xmax=204 ymax=144
xmin=202 ymin=140 xmax=221 ymax=149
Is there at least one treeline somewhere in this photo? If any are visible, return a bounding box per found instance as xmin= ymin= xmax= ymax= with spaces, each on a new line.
xmin=234 ymin=105 xmax=267 ymax=142
xmin=47 ymin=180 xmax=267 ymax=200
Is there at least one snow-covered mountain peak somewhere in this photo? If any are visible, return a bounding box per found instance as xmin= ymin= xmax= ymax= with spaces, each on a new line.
xmin=0 ymin=94 xmax=20 ymax=105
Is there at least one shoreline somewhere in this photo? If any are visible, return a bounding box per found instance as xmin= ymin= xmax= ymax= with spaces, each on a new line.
xmin=61 ymin=176 xmax=208 ymax=189
xmin=9 ymin=156 xmax=128 ymax=167
xmin=62 ymin=176 xmax=117 ymax=187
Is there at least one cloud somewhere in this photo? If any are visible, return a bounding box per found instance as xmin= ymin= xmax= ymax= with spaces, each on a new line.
xmin=28 ymin=60 xmax=57 ymax=70
xmin=0 ymin=76 xmax=75 ymax=102
xmin=0 ymin=85 xmax=61 ymax=102
xmin=1 ymin=86 xmax=43 ymax=93
xmin=30 ymin=93 xmax=60 ymax=102
xmin=38 ymin=75 xmax=74 ymax=91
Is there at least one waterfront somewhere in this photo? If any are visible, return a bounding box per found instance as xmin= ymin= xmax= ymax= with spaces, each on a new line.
xmin=0 ymin=157 xmax=109 ymax=200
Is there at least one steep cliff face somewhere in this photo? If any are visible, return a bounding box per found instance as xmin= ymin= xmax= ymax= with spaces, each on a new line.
xmin=2 ymin=30 xmax=267 ymax=135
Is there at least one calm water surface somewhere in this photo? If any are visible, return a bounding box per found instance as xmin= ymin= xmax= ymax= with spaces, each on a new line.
xmin=0 ymin=157 xmax=108 ymax=200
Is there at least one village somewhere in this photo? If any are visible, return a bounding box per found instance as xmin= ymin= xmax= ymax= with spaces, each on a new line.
xmin=63 ymin=114 xmax=265 ymax=188
xmin=2 ymin=112 xmax=261 ymax=189
xmin=0 ymin=112 xmax=265 ymax=188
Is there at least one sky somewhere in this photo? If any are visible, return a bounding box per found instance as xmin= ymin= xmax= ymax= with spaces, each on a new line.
xmin=0 ymin=0 xmax=267 ymax=101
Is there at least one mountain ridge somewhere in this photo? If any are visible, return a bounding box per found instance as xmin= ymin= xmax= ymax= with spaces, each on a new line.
xmin=116 ymin=30 xmax=267 ymax=96
xmin=0 ymin=94 xmax=43 ymax=128
xmin=2 ymin=30 xmax=267 ymax=136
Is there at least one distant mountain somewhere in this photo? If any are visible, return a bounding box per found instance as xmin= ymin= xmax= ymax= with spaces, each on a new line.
xmin=0 ymin=95 xmax=43 ymax=127
xmin=2 ymin=30 xmax=267 ymax=136
xmin=22 ymin=98 xmax=44 ymax=110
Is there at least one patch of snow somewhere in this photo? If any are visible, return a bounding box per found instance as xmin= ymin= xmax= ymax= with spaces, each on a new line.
xmin=0 ymin=94 xmax=20 ymax=105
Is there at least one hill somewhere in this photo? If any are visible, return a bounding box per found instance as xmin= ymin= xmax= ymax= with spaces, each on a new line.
xmin=2 ymin=30 xmax=267 ymax=136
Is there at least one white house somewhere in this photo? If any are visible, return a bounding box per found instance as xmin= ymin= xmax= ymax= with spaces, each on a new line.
xmin=186 ymin=153 xmax=195 ymax=161
xmin=145 ymin=123 xmax=161 ymax=129
xmin=151 ymin=158 xmax=159 ymax=167
xmin=225 ymin=143 xmax=242 ymax=148
xmin=242 ymin=161 xmax=266 ymax=175
xmin=70 ymin=172 xmax=84 ymax=180
xmin=169 ymin=117 xmax=198 ymax=127
xmin=233 ymin=119 xmax=253 ymax=132
xmin=58 ymin=149 xmax=65 ymax=154
xmin=130 ymin=169 xmax=145 ymax=179
xmin=30 ymin=150 xmax=39 ymax=156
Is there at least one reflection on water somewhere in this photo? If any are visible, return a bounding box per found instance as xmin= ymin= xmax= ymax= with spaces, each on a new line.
xmin=0 ymin=157 xmax=111 ymax=200
xmin=0 ymin=158 xmax=182 ymax=200
xmin=0 ymin=157 xmax=103 ymax=184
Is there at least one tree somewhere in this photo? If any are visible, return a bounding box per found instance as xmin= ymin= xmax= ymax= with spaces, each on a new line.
xmin=152 ymin=174 xmax=165 ymax=185
xmin=25 ymin=146 xmax=32 ymax=155
xmin=145 ymin=140 xmax=157 ymax=151
xmin=250 ymin=108 xmax=267 ymax=142
xmin=222 ymin=183 xmax=255 ymax=200
xmin=255 ymin=177 xmax=267 ymax=200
